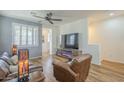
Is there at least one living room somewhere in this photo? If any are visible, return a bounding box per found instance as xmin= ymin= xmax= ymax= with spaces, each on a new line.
xmin=0 ymin=10 xmax=124 ymax=82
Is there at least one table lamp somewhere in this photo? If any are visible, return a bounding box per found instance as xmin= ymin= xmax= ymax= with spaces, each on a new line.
xmin=12 ymin=44 xmax=17 ymax=56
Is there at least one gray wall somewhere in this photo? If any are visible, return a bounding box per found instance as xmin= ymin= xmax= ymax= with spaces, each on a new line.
xmin=0 ymin=15 xmax=42 ymax=58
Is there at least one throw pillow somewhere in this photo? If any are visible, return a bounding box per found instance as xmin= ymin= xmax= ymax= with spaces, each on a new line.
xmin=7 ymin=58 xmax=14 ymax=65
xmin=0 ymin=54 xmax=13 ymax=65
xmin=67 ymin=61 xmax=72 ymax=65
xmin=2 ymin=52 xmax=9 ymax=57
xmin=11 ymin=55 xmax=18 ymax=65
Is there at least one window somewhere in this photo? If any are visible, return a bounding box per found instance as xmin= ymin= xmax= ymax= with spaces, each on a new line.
xmin=12 ymin=23 xmax=39 ymax=47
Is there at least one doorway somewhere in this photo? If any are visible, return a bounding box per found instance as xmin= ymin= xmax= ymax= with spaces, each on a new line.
xmin=42 ymin=28 xmax=52 ymax=55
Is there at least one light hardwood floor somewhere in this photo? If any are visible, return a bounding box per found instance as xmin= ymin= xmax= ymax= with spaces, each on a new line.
xmin=86 ymin=60 xmax=124 ymax=82
xmin=31 ymin=55 xmax=124 ymax=82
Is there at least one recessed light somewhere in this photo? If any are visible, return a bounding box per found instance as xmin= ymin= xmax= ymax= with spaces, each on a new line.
xmin=109 ymin=13 xmax=114 ymax=16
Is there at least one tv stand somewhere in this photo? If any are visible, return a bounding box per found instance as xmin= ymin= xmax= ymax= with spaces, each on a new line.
xmin=56 ymin=48 xmax=82 ymax=60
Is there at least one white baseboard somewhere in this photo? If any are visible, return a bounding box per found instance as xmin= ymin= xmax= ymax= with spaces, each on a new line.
xmin=29 ymin=56 xmax=42 ymax=60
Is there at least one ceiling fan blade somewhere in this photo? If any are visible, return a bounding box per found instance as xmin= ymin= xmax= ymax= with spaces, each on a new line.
xmin=48 ymin=20 xmax=53 ymax=24
xmin=32 ymin=15 xmax=45 ymax=19
xmin=50 ymin=18 xmax=62 ymax=21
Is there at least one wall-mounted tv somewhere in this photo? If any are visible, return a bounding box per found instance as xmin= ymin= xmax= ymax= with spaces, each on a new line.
xmin=61 ymin=33 xmax=79 ymax=49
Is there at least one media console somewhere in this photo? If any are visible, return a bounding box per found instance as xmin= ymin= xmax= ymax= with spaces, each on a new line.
xmin=56 ymin=48 xmax=82 ymax=60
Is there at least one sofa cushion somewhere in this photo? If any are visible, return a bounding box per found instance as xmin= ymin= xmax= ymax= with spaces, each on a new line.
xmin=0 ymin=60 xmax=10 ymax=76
xmin=9 ymin=65 xmax=18 ymax=73
xmin=0 ymin=67 xmax=6 ymax=80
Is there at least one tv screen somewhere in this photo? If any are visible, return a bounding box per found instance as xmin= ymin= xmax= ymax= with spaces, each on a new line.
xmin=63 ymin=33 xmax=79 ymax=49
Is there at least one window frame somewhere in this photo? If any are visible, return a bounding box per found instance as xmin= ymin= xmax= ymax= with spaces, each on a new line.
xmin=12 ymin=23 xmax=39 ymax=48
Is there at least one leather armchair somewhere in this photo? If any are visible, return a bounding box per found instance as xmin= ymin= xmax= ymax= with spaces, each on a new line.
xmin=53 ymin=54 xmax=92 ymax=82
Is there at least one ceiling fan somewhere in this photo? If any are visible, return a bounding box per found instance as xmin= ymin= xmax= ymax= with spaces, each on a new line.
xmin=31 ymin=12 xmax=62 ymax=24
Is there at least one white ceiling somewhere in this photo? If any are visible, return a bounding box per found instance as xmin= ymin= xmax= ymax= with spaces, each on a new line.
xmin=0 ymin=10 xmax=124 ymax=26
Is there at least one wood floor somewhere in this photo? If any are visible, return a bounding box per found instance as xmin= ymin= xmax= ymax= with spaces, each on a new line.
xmin=31 ymin=55 xmax=124 ymax=82
xmin=86 ymin=60 xmax=124 ymax=82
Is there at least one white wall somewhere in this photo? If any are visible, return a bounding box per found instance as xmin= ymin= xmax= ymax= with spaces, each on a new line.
xmin=89 ymin=16 xmax=124 ymax=63
xmin=87 ymin=44 xmax=101 ymax=65
xmin=60 ymin=18 xmax=100 ymax=64
xmin=60 ymin=18 xmax=88 ymax=52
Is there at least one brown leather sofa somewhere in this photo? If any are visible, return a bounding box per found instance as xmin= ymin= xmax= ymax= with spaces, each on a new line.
xmin=53 ymin=54 xmax=92 ymax=82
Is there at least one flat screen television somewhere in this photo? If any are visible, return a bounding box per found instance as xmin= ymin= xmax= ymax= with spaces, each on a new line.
xmin=62 ymin=33 xmax=79 ymax=49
